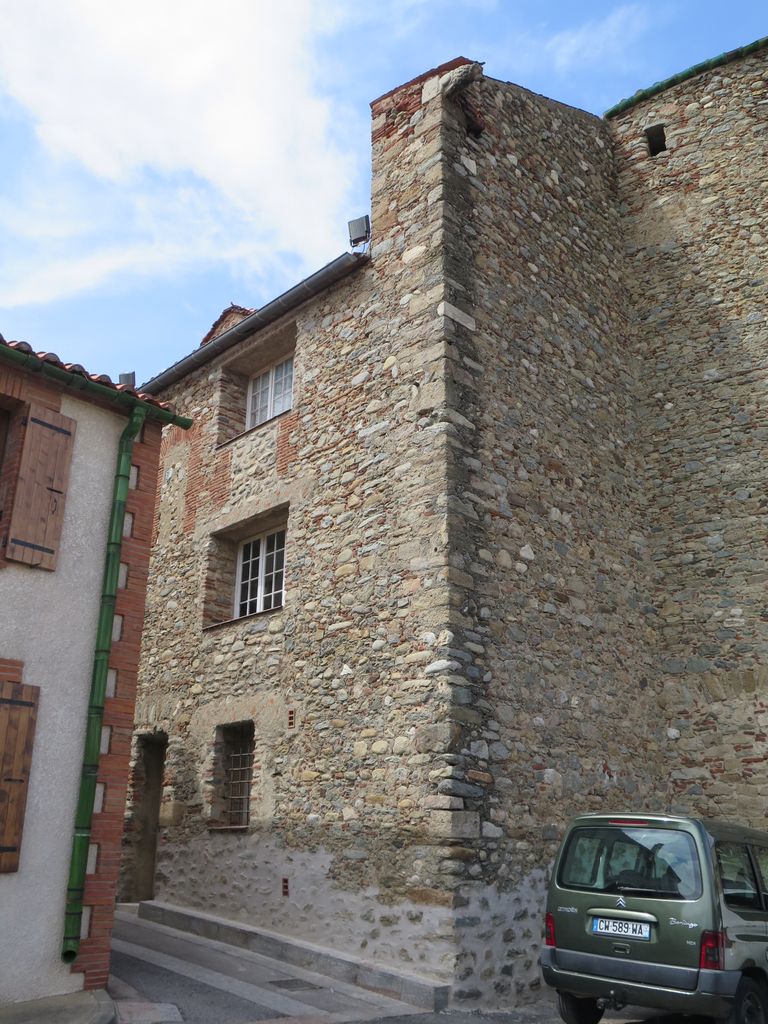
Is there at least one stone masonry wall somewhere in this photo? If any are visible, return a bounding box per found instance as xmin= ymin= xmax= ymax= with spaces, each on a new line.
xmin=125 ymin=44 xmax=768 ymax=1008
xmin=126 ymin=59 xmax=500 ymax=991
xmin=611 ymin=49 xmax=768 ymax=819
xmin=424 ymin=76 xmax=667 ymax=1001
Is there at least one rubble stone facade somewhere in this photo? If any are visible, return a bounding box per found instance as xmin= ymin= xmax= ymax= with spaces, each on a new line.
xmin=124 ymin=42 xmax=768 ymax=1006
xmin=612 ymin=49 xmax=768 ymax=816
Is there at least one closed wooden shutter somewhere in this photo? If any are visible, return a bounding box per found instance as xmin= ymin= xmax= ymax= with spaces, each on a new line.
xmin=0 ymin=408 xmax=9 ymax=464
xmin=6 ymin=404 xmax=76 ymax=571
xmin=0 ymin=680 xmax=39 ymax=873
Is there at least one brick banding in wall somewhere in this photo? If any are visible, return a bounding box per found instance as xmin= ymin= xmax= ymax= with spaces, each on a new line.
xmin=73 ymin=419 xmax=162 ymax=989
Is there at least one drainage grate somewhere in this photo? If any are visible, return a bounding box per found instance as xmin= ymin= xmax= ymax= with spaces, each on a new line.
xmin=270 ymin=979 xmax=324 ymax=992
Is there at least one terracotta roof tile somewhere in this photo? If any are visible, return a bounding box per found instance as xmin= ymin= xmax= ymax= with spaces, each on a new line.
xmin=0 ymin=334 xmax=177 ymax=414
xmin=199 ymin=304 xmax=255 ymax=348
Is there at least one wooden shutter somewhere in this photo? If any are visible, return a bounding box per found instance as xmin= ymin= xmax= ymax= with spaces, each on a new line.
xmin=6 ymin=404 xmax=76 ymax=571
xmin=0 ymin=408 xmax=9 ymax=464
xmin=0 ymin=680 xmax=39 ymax=873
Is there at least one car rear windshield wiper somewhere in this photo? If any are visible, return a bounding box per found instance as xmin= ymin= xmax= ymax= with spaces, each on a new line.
xmin=598 ymin=881 xmax=681 ymax=897
xmin=615 ymin=885 xmax=681 ymax=898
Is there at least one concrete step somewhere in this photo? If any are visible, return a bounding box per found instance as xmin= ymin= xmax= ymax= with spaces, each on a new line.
xmin=0 ymin=991 xmax=114 ymax=1024
xmin=135 ymin=900 xmax=452 ymax=1010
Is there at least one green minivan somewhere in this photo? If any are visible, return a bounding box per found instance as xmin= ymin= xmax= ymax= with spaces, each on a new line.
xmin=541 ymin=813 xmax=768 ymax=1024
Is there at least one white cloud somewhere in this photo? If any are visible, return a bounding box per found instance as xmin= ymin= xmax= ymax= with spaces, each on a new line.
xmin=0 ymin=0 xmax=662 ymax=311
xmin=476 ymin=3 xmax=655 ymax=87
xmin=0 ymin=0 xmax=360 ymax=306
xmin=544 ymin=5 xmax=652 ymax=73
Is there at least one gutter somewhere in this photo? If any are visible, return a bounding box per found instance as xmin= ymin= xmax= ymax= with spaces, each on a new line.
xmin=605 ymin=34 xmax=768 ymax=118
xmin=142 ymin=251 xmax=369 ymax=394
xmin=0 ymin=341 xmax=192 ymax=429
xmin=62 ymin=405 xmax=149 ymax=962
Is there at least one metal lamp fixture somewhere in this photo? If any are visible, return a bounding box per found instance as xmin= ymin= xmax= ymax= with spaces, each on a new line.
xmin=348 ymin=215 xmax=371 ymax=248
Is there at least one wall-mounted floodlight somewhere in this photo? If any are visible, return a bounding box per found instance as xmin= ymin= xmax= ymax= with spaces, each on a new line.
xmin=348 ymin=215 xmax=371 ymax=248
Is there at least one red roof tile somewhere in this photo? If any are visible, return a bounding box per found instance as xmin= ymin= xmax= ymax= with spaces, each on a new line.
xmin=199 ymin=304 xmax=255 ymax=348
xmin=0 ymin=335 xmax=177 ymax=415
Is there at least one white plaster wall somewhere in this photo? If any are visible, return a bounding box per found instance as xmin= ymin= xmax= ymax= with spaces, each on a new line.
xmin=153 ymin=833 xmax=548 ymax=1002
xmin=0 ymin=396 xmax=124 ymax=1003
xmin=154 ymin=835 xmax=457 ymax=981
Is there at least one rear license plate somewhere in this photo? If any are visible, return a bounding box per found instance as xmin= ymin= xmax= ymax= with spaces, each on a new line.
xmin=592 ymin=917 xmax=651 ymax=940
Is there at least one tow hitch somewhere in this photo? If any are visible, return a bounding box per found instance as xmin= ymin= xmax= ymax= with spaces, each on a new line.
xmin=597 ymin=990 xmax=628 ymax=1012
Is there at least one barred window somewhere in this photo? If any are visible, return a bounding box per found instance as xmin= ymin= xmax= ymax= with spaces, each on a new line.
xmin=235 ymin=527 xmax=286 ymax=617
xmin=247 ymin=356 xmax=293 ymax=429
xmin=216 ymin=721 xmax=254 ymax=828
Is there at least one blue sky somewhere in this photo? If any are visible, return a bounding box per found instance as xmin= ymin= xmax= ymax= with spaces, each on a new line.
xmin=0 ymin=1 xmax=764 ymax=387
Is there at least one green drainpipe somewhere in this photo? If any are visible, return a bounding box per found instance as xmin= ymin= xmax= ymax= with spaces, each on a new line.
xmin=61 ymin=405 xmax=147 ymax=963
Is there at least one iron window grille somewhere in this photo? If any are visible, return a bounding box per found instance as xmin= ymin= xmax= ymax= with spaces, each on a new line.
xmin=235 ymin=527 xmax=286 ymax=617
xmin=247 ymin=356 xmax=293 ymax=429
xmin=222 ymin=721 xmax=254 ymax=827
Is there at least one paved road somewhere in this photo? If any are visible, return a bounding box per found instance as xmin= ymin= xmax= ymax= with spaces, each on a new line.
xmin=112 ymin=949 xmax=273 ymax=1023
xmin=109 ymin=910 xmax=697 ymax=1024
xmin=110 ymin=910 xmax=430 ymax=1024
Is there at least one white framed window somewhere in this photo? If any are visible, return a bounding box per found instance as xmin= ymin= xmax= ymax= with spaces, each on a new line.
xmin=235 ymin=527 xmax=286 ymax=617
xmin=247 ymin=356 xmax=294 ymax=429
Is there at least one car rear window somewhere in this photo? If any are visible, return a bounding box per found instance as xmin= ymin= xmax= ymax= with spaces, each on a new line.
xmin=559 ymin=826 xmax=703 ymax=899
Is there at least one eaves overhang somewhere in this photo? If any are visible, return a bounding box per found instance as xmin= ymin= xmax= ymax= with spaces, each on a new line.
xmin=605 ymin=34 xmax=768 ymax=118
xmin=0 ymin=335 xmax=191 ymax=427
xmin=142 ymin=251 xmax=370 ymax=395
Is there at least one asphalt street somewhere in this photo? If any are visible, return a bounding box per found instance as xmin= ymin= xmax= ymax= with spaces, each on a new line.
xmin=107 ymin=910 xmax=694 ymax=1024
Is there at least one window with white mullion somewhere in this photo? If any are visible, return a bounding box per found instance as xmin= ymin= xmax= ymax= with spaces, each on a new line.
xmin=235 ymin=528 xmax=286 ymax=617
xmin=249 ymin=371 xmax=271 ymax=428
xmin=272 ymin=357 xmax=293 ymax=416
xmin=262 ymin=530 xmax=285 ymax=611
xmin=237 ymin=539 xmax=261 ymax=617
xmin=247 ymin=356 xmax=293 ymax=429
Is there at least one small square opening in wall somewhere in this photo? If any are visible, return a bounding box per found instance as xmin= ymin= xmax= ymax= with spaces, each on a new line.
xmin=645 ymin=124 xmax=667 ymax=156
xmin=94 ymin=783 xmax=106 ymax=814
xmin=118 ymin=562 xmax=129 ymax=589
xmin=80 ymin=905 xmax=92 ymax=940
xmin=282 ymin=877 xmax=290 ymax=897
xmin=287 ymin=709 xmax=296 ymax=730
xmin=123 ymin=511 xmax=134 ymax=538
xmin=129 ymin=464 xmax=139 ymax=489
xmin=112 ymin=614 xmax=124 ymax=643
xmin=86 ymin=843 xmax=98 ymax=875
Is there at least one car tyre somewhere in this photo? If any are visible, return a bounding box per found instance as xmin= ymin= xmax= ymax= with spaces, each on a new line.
xmin=729 ymin=977 xmax=768 ymax=1024
xmin=557 ymin=991 xmax=604 ymax=1024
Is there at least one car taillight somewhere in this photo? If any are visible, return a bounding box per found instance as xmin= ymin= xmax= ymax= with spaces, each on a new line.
xmin=545 ymin=912 xmax=556 ymax=947
xmin=700 ymin=930 xmax=725 ymax=970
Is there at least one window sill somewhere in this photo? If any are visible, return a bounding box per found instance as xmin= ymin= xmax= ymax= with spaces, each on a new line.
xmin=202 ymin=606 xmax=284 ymax=633
xmin=216 ymin=409 xmax=293 ymax=451
xmin=207 ymin=824 xmax=249 ymax=833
